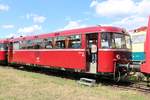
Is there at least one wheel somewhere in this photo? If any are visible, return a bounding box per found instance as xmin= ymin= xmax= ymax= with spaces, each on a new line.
xmin=113 ymin=71 xmax=121 ymax=82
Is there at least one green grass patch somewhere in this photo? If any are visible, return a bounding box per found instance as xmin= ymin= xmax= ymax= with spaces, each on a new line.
xmin=0 ymin=66 xmax=149 ymax=100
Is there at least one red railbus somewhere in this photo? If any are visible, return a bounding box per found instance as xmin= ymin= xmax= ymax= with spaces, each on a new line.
xmin=0 ymin=39 xmax=8 ymax=65
xmin=8 ymin=26 xmax=131 ymax=80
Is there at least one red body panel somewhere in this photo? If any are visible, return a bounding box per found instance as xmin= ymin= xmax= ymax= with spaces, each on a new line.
xmin=98 ymin=50 xmax=115 ymax=72
xmin=9 ymin=49 xmax=86 ymax=70
xmin=0 ymin=51 xmax=6 ymax=61
xmin=141 ymin=16 xmax=150 ymax=74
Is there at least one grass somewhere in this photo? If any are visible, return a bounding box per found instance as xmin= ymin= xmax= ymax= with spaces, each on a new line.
xmin=0 ymin=66 xmax=149 ymax=100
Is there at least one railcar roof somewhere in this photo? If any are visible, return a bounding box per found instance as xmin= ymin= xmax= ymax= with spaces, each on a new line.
xmin=0 ymin=39 xmax=9 ymax=43
xmin=10 ymin=26 xmax=127 ymax=42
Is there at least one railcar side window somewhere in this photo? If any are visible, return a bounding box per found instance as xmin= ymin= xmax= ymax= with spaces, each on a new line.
xmin=66 ymin=35 xmax=81 ymax=49
xmin=0 ymin=44 xmax=3 ymax=50
xmin=0 ymin=43 xmax=7 ymax=50
xmin=33 ymin=39 xmax=43 ymax=49
xmin=101 ymin=33 xmax=109 ymax=48
xmin=20 ymin=41 xmax=27 ymax=49
xmin=13 ymin=42 xmax=20 ymax=50
xmin=0 ymin=44 xmax=4 ymax=50
xmin=17 ymin=35 xmax=81 ymax=49
xmin=43 ymin=38 xmax=53 ymax=49
xmin=101 ymin=33 xmax=115 ymax=48
xmin=55 ymin=36 xmax=65 ymax=49
xmin=26 ymin=40 xmax=34 ymax=49
xmin=19 ymin=38 xmax=54 ymax=49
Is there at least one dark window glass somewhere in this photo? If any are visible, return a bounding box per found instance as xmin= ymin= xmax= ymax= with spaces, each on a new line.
xmin=101 ymin=33 xmax=115 ymax=48
xmin=18 ymin=35 xmax=81 ymax=50
xmin=55 ymin=36 xmax=65 ymax=49
xmin=19 ymin=38 xmax=54 ymax=49
xmin=43 ymin=38 xmax=53 ymax=49
xmin=26 ymin=40 xmax=34 ymax=49
xmin=33 ymin=39 xmax=43 ymax=49
xmin=66 ymin=35 xmax=81 ymax=49
xmin=0 ymin=43 xmax=7 ymax=50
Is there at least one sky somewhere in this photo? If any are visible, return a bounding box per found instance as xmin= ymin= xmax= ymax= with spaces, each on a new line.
xmin=0 ymin=0 xmax=150 ymax=38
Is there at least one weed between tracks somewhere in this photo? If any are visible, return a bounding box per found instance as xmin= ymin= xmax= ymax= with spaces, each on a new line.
xmin=0 ymin=66 xmax=150 ymax=100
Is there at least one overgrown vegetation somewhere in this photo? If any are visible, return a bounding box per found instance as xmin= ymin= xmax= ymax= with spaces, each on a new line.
xmin=0 ymin=66 xmax=149 ymax=100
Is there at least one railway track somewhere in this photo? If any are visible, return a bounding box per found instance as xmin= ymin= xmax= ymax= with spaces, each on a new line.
xmin=111 ymin=82 xmax=150 ymax=94
xmin=98 ymin=78 xmax=150 ymax=94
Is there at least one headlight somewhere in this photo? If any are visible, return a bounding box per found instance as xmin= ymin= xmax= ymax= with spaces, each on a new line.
xmin=116 ymin=54 xmax=121 ymax=60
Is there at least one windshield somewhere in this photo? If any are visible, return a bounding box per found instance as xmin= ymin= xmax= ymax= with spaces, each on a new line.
xmin=101 ymin=32 xmax=131 ymax=49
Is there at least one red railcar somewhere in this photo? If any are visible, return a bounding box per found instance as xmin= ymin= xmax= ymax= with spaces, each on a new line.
xmin=141 ymin=16 xmax=150 ymax=75
xmin=8 ymin=26 xmax=131 ymax=79
xmin=0 ymin=39 xmax=8 ymax=65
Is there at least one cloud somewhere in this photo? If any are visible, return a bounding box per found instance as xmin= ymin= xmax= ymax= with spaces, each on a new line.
xmin=17 ymin=25 xmax=42 ymax=36
xmin=90 ymin=0 xmax=135 ymax=17
xmin=90 ymin=0 xmax=150 ymax=29
xmin=90 ymin=0 xmax=150 ymax=17
xmin=137 ymin=0 xmax=150 ymax=16
xmin=5 ymin=33 xmax=17 ymax=38
xmin=33 ymin=16 xmax=46 ymax=23
xmin=59 ymin=20 xmax=87 ymax=31
xmin=5 ymin=25 xmax=42 ymax=38
xmin=26 ymin=13 xmax=46 ymax=23
xmin=112 ymin=16 xmax=148 ymax=29
xmin=1 ymin=24 xmax=14 ymax=29
xmin=0 ymin=4 xmax=9 ymax=12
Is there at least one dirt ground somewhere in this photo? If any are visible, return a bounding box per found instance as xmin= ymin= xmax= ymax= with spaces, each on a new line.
xmin=0 ymin=66 xmax=149 ymax=100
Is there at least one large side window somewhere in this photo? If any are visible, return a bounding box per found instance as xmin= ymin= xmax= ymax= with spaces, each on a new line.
xmin=55 ymin=36 xmax=65 ymax=49
xmin=20 ymin=41 xmax=27 ymax=49
xmin=13 ymin=42 xmax=20 ymax=50
xmin=66 ymin=35 xmax=81 ymax=49
xmin=26 ymin=40 xmax=34 ymax=49
xmin=33 ymin=39 xmax=43 ymax=49
xmin=0 ymin=44 xmax=4 ymax=50
xmin=19 ymin=38 xmax=54 ymax=49
xmin=0 ymin=43 xmax=7 ymax=50
xmin=101 ymin=33 xmax=115 ymax=48
xmin=43 ymin=38 xmax=53 ymax=49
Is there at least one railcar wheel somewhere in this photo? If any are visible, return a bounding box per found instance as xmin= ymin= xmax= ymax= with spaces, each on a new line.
xmin=113 ymin=71 xmax=121 ymax=82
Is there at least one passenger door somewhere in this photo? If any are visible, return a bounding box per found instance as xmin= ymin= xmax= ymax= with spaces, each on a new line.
xmin=86 ymin=33 xmax=98 ymax=74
